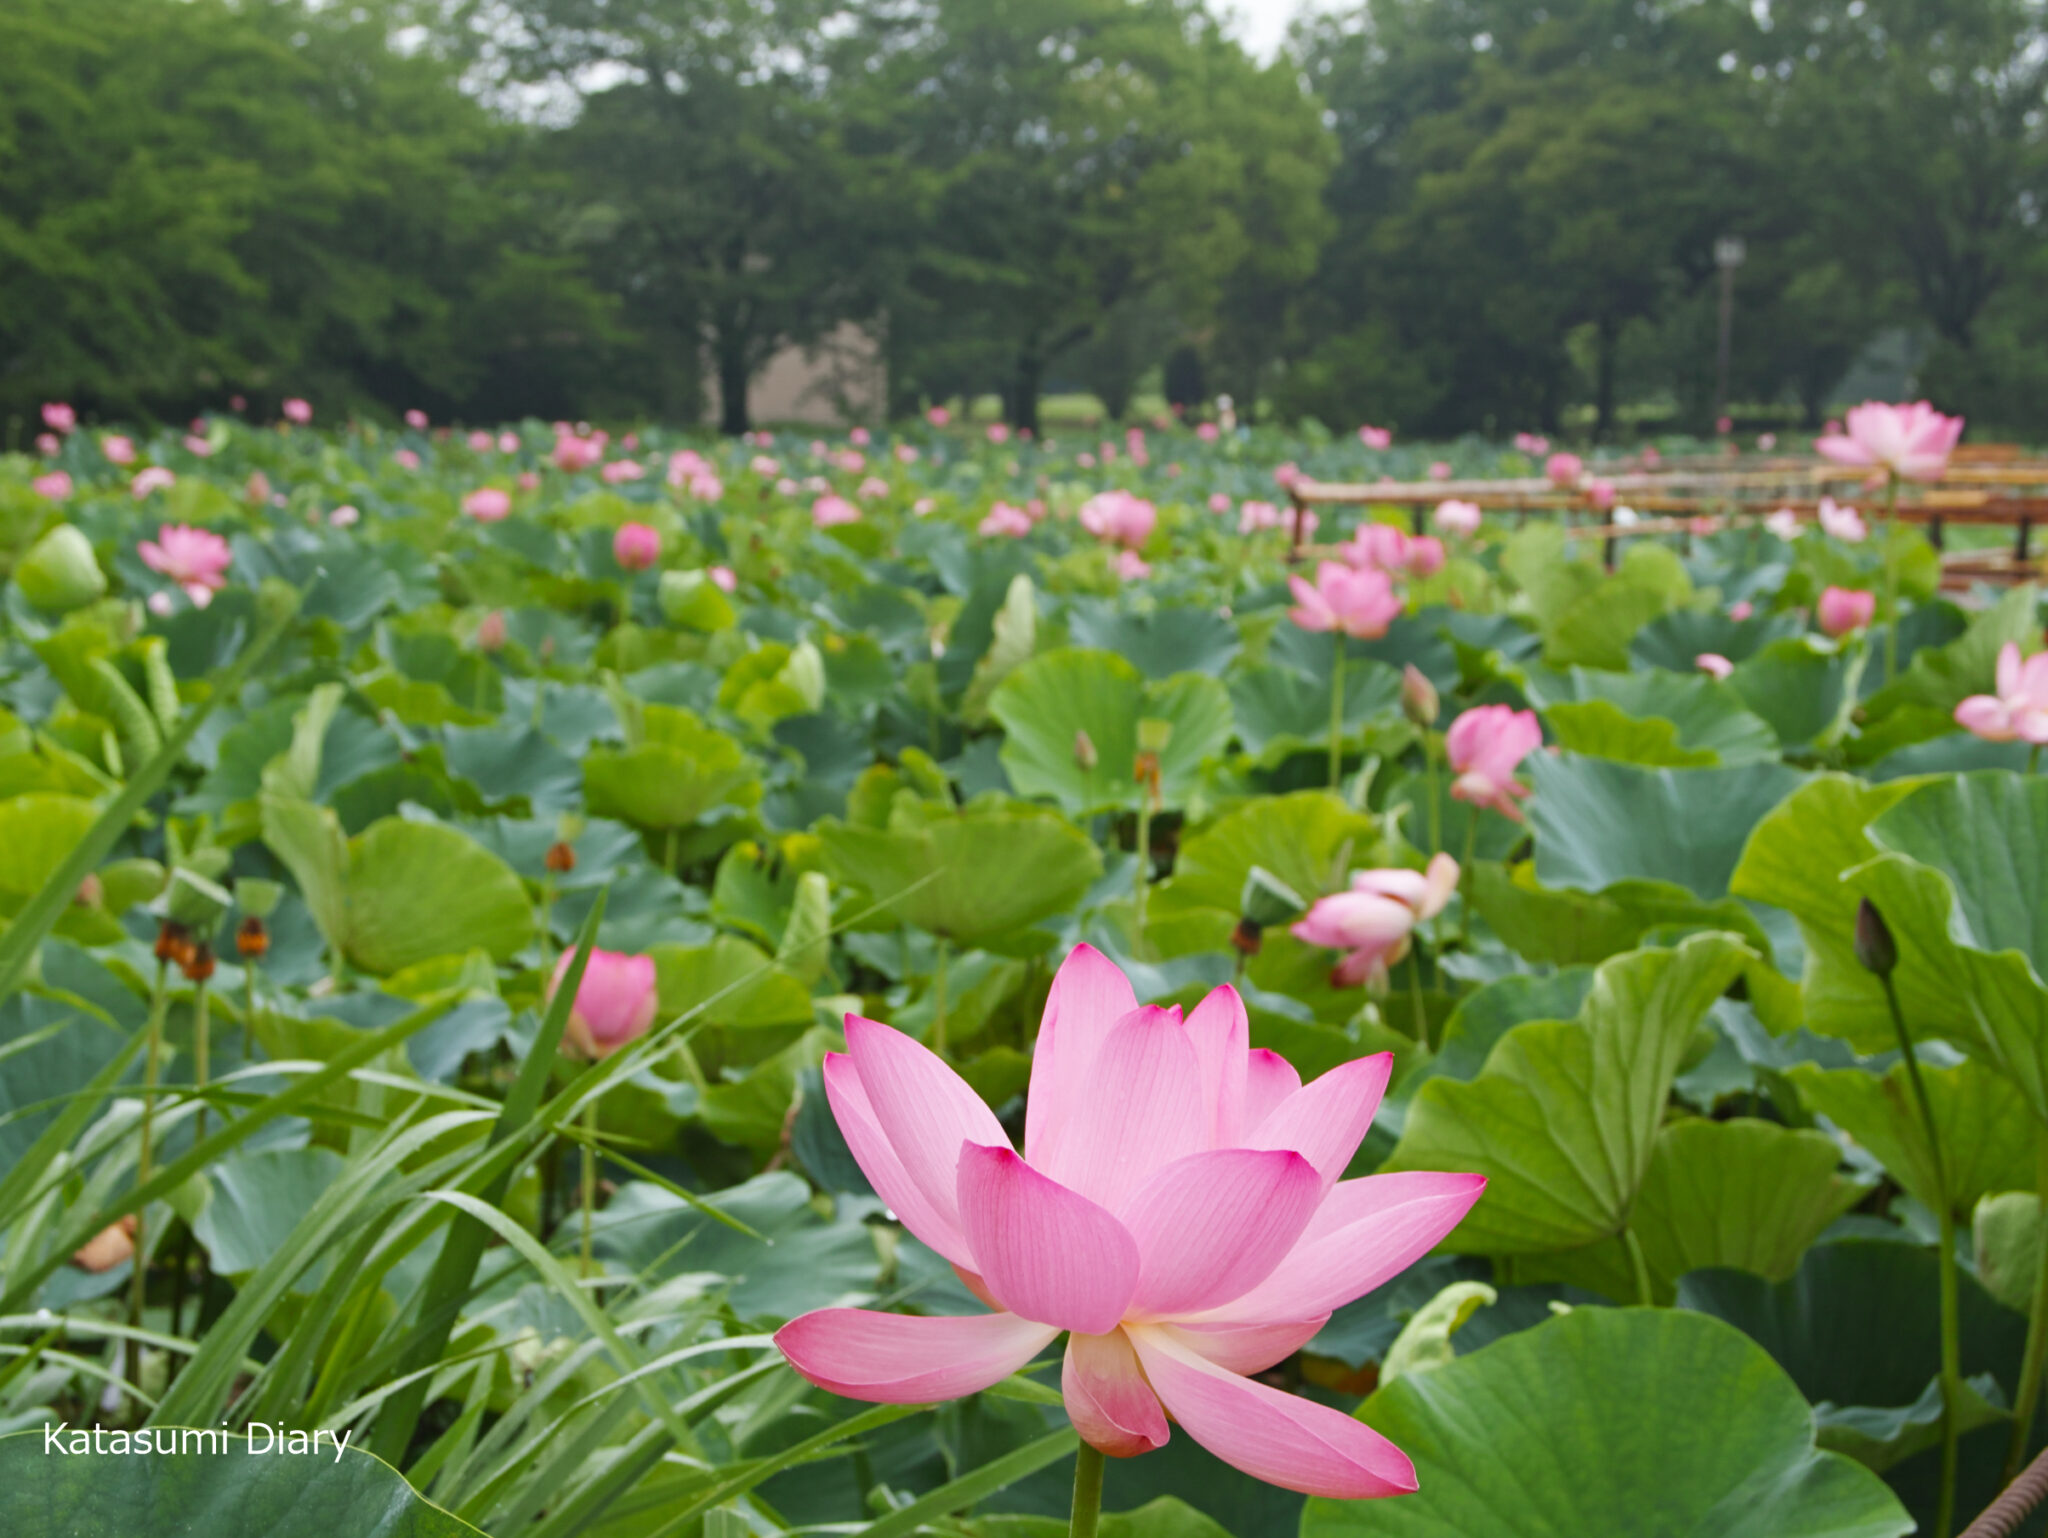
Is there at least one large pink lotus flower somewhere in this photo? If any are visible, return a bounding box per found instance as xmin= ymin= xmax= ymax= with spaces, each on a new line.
xmin=1079 ymin=490 xmax=1157 ymax=549
xmin=1949 ymin=643 xmax=2048 ymax=745
xmin=1446 ymin=705 xmax=1541 ymax=821
xmin=1293 ymin=855 xmax=1459 ymax=988
xmin=613 ymin=522 xmax=661 ymax=571
xmin=775 ymin=947 xmax=1485 ymax=1499
xmin=140 ymin=524 xmax=232 ymax=607
xmin=1288 ymin=562 xmax=1401 ymax=640
xmin=1816 ymin=586 xmax=1876 ymax=638
xmin=1816 ymin=401 xmax=1964 ymax=482
xmin=549 ymin=948 xmax=658 ymax=1060
xmin=1955 ymin=643 xmax=2048 ymax=743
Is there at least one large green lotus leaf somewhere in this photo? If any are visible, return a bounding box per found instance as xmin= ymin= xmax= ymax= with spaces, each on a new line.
xmin=1067 ymin=601 xmax=1241 ymax=680
xmin=0 ymin=1428 xmax=478 ymax=1535
xmin=0 ymin=793 xmax=99 ymax=896
xmin=1631 ymin=1118 xmax=1870 ymax=1287
xmin=1528 ymin=752 xmax=1807 ymax=901
xmin=343 ymin=818 xmax=534 ymax=974
xmin=1861 ymin=581 xmax=2036 ymax=720
xmin=0 ymin=993 xmax=128 ymax=1169
xmin=1525 ymin=666 xmax=1780 ymax=764
xmin=1631 ymin=606 xmax=1808 ymax=671
xmin=583 ymin=707 xmax=759 ymax=830
xmin=1542 ymin=700 xmax=1717 ymax=766
xmin=1469 ymin=860 xmax=1770 ymax=968
xmin=1146 ymin=791 xmax=1382 ymax=957
xmin=1791 ymin=1056 xmax=2035 ymax=1218
xmin=260 ymin=794 xmax=351 ymax=961
xmin=1227 ymin=657 xmax=1404 ymax=769
xmin=1301 ymin=1308 xmax=1911 ymax=1538
xmin=1868 ymin=771 xmax=2048 ymax=977
xmin=816 ymin=801 xmax=1100 ymax=947
xmin=1501 ymin=522 xmax=1601 ymax=632
xmin=1729 ymin=638 xmax=1856 ymax=750
xmin=1384 ymin=934 xmax=1748 ymax=1254
xmin=191 ymin=1146 xmax=344 ymax=1280
xmin=1544 ymin=568 xmax=1678 ymax=671
xmin=648 ymin=933 xmax=815 ymax=1030
xmin=990 ymin=648 xmax=1232 ymax=814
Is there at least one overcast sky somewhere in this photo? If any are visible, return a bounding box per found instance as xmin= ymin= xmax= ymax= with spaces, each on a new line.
xmin=1221 ymin=0 xmax=1331 ymax=60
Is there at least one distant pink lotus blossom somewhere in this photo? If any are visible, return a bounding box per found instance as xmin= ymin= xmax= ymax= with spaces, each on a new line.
xmin=1512 ymin=432 xmax=1549 ymax=455
xmin=553 ymin=433 xmax=603 ymax=473
xmin=1027 ymin=498 xmax=1048 ymax=521
xmin=926 ymin=406 xmax=951 ymax=427
xmin=244 ymin=471 xmax=271 ymax=504
xmin=140 ymin=523 xmax=231 ymax=606
xmin=1434 ymin=500 xmax=1482 ymax=536
xmin=1544 ymin=452 xmax=1583 ymax=489
xmin=1295 ymin=855 xmax=1459 ymax=988
xmin=464 ymin=487 xmax=512 ymax=521
xmin=1955 ymin=643 xmax=2048 ymax=743
xmin=750 ymin=455 xmax=780 ymax=477
xmin=1757 ymin=433 xmax=1777 ymax=451
xmin=1446 ymin=705 xmax=1541 ymax=821
xmin=1078 ymin=452 xmax=1097 ymax=469
xmin=475 ymin=610 xmax=507 ymax=651
xmin=1765 ymin=508 xmax=1802 ymax=541
xmin=405 ymin=409 xmax=429 ymax=430
xmin=980 ymin=502 xmax=1034 ymax=538
xmin=1197 ymin=422 xmax=1220 ymax=442
xmin=1288 ymin=562 xmax=1401 ymax=640
xmin=330 ymin=505 xmax=360 ymax=528
xmin=131 ymin=468 xmax=176 ymax=499
xmin=912 ymin=497 xmax=937 ymax=516
xmin=518 ymin=471 xmax=540 ymax=491
xmin=1239 ymin=501 xmax=1286 ymax=534
xmin=468 ymin=430 xmax=495 ymax=452
xmin=1716 ymin=415 xmax=1733 ymax=436
xmin=229 ymin=395 xmax=247 ymax=412
xmin=709 ymin=566 xmax=738 ymax=592
xmin=1113 ymin=549 xmax=1151 ymax=581
xmin=1587 ymin=479 xmax=1616 ymax=512
xmin=813 ymin=494 xmax=861 ymax=528
xmin=1274 ymin=462 xmax=1300 ymax=489
xmin=613 ymin=522 xmax=661 ymax=570
xmin=499 ymin=432 xmax=521 ymax=454
xmin=1817 ymin=586 xmax=1876 ymax=637
xmin=282 ymin=398 xmax=312 ymax=425
xmin=42 ymin=403 xmax=76 ymax=434
xmin=833 ymin=450 xmax=867 ymax=473
xmin=1696 ymin=653 xmax=1735 ymax=680
xmin=33 ymin=472 xmax=72 ymax=500
xmin=857 ymin=475 xmax=890 ymax=500
xmin=987 ymin=424 xmax=1011 ymax=444
xmin=1729 ymin=600 xmax=1754 ymax=621
xmin=394 ymin=449 xmax=422 ymax=471
xmin=184 ymin=435 xmax=213 ymax=458
xmin=1358 ymin=425 xmax=1392 ymax=450
xmin=895 ymin=443 xmax=920 ymax=464
xmin=601 ymin=459 xmax=646 ymax=484
xmin=1428 ymin=461 xmax=1452 ymax=481
xmin=1817 ymin=497 xmax=1866 ymax=543
xmin=35 ymin=434 xmax=60 ymax=457
xmin=1816 ymin=400 xmax=1964 ymax=482
xmin=1079 ymin=490 xmax=1157 ymax=549
xmin=1209 ymin=493 xmax=1232 ymax=516
xmin=102 ymin=436 xmax=136 ymax=467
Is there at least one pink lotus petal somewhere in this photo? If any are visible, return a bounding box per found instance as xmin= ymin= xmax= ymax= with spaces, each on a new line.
xmin=1181 ymin=984 xmax=1249 ymax=1148
xmin=956 ymin=1144 xmax=1138 ymax=1333
xmin=1160 ymin=1317 xmax=1329 ymax=1376
xmin=1038 ymin=1006 xmax=1204 ymax=1210
xmin=776 ymin=1308 xmax=1057 ymax=1403
xmin=1245 ymin=1053 xmax=1392 ymax=1188
xmin=1063 ymin=1329 xmax=1170 ymax=1456
xmin=1243 ymin=1049 xmax=1302 ymax=1131
xmin=1127 ymin=1325 xmax=1417 ymax=1497
xmin=1119 ymin=1149 xmax=1321 ymax=1318
xmin=1025 ymin=943 xmax=1137 ymax=1166
xmin=844 ymin=1015 xmax=1008 ymax=1235
xmin=823 ymin=1053 xmax=974 ymax=1269
xmin=1197 ymin=1170 xmax=1488 ymax=1324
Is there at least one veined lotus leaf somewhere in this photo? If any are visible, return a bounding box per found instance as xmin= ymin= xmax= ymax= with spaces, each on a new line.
xmin=583 ymin=704 xmax=760 ymax=830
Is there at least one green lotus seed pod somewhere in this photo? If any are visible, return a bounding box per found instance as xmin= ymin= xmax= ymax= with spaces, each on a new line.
xmin=164 ymin=867 xmax=234 ymax=931
xmin=16 ymin=526 xmax=107 ymax=612
xmin=781 ymin=640 xmax=826 ymax=712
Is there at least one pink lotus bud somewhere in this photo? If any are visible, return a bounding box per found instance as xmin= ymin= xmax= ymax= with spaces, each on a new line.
xmin=613 ymin=522 xmax=661 ymax=571
xmin=1545 ymin=452 xmax=1583 ymax=488
xmin=1696 ymin=653 xmax=1735 ymax=680
xmin=1817 ymin=586 xmax=1876 ymax=638
xmin=475 ymin=610 xmax=507 ymax=651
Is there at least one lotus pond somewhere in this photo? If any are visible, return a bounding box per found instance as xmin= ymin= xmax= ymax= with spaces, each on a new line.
xmin=0 ymin=409 xmax=2040 ymax=1537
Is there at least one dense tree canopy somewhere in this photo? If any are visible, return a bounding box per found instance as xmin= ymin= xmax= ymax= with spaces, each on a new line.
xmin=3 ymin=0 xmax=2045 ymax=435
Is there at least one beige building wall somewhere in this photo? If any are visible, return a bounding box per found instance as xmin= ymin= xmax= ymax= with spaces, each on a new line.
xmin=704 ymin=321 xmax=886 ymax=427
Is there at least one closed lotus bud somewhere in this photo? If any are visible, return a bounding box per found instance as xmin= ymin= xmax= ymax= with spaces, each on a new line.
xmin=75 ymin=873 xmax=104 ymax=907
xmin=475 ymin=610 xmax=508 ymax=652
xmin=1074 ymin=729 xmax=1099 ymax=769
xmin=781 ymin=640 xmax=826 ymax=712
xmin=236 ymin=915 xmax=269 ymax=959
xmin=1401 ymin=664 xmax=1440 ymax=727
xmin=1854 ymin=898 xmax=1898 ymax=978
xmin=658 ymin=569 xmax=737 ymax=632
xmin=73 ymin=1214 xmax=138 ymax=1273
xmin=16 ymin=525 xmax=107 ymax=612
xmin=545 ymin=840 xmax=577 ymax=874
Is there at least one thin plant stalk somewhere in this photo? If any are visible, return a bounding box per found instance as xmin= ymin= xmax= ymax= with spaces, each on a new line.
xmin=1423 ymin=736 xmax=1442 ymax=856
xmin=1406 ymin=949 xmax=1429 ymax=1049
xmin=192 ymin=974 xmax=210 ymax=1150
xmin=581 ymin=1099 xmax=599 ymax=1278
xmin=1882 ymin=473 xmax=1901 ymax=685
xmin=1456 ymin=812 xmax=1481 ymax=947
xmin=1328 ymin=639 xmax=1347 ymax=790
xmin=1623 ymin=1227 xmax=1655 ymax=1309
xmin=127 ymin=959 xmax=170 ymax=1401
xmin=2007 ymin=1130 xmax=2048 ymax=1480
xmin=1068 ymin=1443 xmax=1105 ymax=1538
xmin=1881 ymin=973 xmax=1960 ymax=1536
xmin=1133 ymin=801 xmax=1153 ymax=947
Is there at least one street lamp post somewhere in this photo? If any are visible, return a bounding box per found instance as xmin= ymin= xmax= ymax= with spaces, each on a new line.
xmin=1713 ymin=235 xmax=1747 ymax=427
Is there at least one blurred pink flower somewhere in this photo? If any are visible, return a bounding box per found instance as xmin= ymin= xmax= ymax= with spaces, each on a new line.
xmin=1816 ymin=401 xmax=1963 ymax=482
xmin=42 ymin=403 xmax=76 ymax=434
xmin=987 ymin=424 xmax=1011 ymax=444
xmin=1428 ymin=461 xmax=1451 ymax=481
xmin=1197 ymin=422 xmax=1220 ymax=442
xmin=850 ymin=427 xmax=872 ymax=446
xmin=926 ymin=406 xmax=952 ymax=427
xmin=1587 ymin=478 xmax=1616 ymax=512
xmin=468 ymin=430 xmax=495 ymax=452
xmin=1817 ymin=586 xmax=1876 ymax=637
xmin=499 ymin=431 xmax=521 ymax=454
xmin=1729 ymin=600 xmax=1754 ymax=621
xmin=774 ymin=945 xmax=1483 ymax=1497
xmin=833 ymin=450 xmax=867 ymax=473
xmin=464 ymin=487 xmax=511 ymax=521
xmin=184 ymin=435 xmax=214 ymax=458
xmin=613 ymin=522 xmax=661 ymax=570
xmin=131 ymin=467 xmax=176 ymax=498
xmin=1757 ymin=433 xmax=1778 ymax=451
xmin=1696 ymin=653 xmax=1735 ymax=680
xmin=1080 ymin=490 xmax=1158 ymax=549
xmin=282 ymin=398 xmax=312 ymax=425
xmin=553 ymin=433 xmax=603 ymax=473
xmin=1446 ymin=705 xmax=1541 ymax=821
xmin=329 ymin=504 xmax=360 ymax=528
xmin=549 ymin=948 xmax=657 ymax=1061
xmin=518 ymin=472 xmax=539 ymax=491
xmin=394 ymin=449 xmax=423 ymax=471
xmin=405 ymin=409 xmax=429 ymax=430
xmin=1294 ymin=855 xmax=1459 ymax=988
xmin=895 ymin=443 xmax=920 ymax=464
xmin=475 ymin=610 xmax=507 ymax=651
xmin=1716 ymin=415 xmax=1733 ymax=435
xmin=1544 ymin=452 xmax=1583 ymax=489
xmin=35 ymin=433 xmax=60 ymax=457
xmin=980 ymin=502 xmax=1034 ymax=538
xmin=1358 ymin=425 xmax=1392 ymax=450
xmin=601 ymin=459 xmax=646 ymax=484
xmin=1955 ymin=643 xmax=2048 ymax=743
xmin=1765 ymin=508 xmax=1802 ymax=541
xmin=1209 ymin=493 xmax=1232 ymax=516
xmin=1817 ymin=497 xmax=1866 ymax=543
xmin=750 ymin=455 xmax=780 ymax=477
xmin=102 ymin=436 xmax=136 ymax=466
xmin=1288 ymin=562 xmax=1401 ymax=639
xmin=33 ymin=471 xmax=72 ymax=500
xmin=813 ymin=494 xmax=861 ymax=528
xmin=140 ymin=523 xmax=231 ymax=606
xmin=912 ymin=497 xmax=937 ymax=516
xmin=1114 ymin=549 xmax=1152 ymax=580
xmin=1434 ymin=500 xmax=1482 ymax=536
xmin=857 ymin=475 xmax=890 ymax=500
xmin=709 ymin=566 xmax=738 ymax=592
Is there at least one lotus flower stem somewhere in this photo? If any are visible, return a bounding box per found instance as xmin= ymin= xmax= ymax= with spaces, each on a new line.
xmin=1881 ymin=972 xmax=1960 ymax=1536
xmin=1328 ymin=641 xmax=1347 ymax=790
xmin=1134 ymin=803 xmax=1153 ymax=944
xmin=1423 ymin=739 xmax=1442 ymax=856
xmin=1406 ymin=951 xmax=1429 ymax=1048
xmin=1623 ymin=1226 xmax=1654 ymax=1308
xmin=1456 ymin=813 xmax=1480 ymax=948
xmin=2030 ymin=745 xmax=2041 ymax=778
xmin=1068 ymin=1443 xmax=1105 ymax=1538
xmin=127 ymin=959 xmax=170 ymax=1400
xmin=2005 ymin=1131 xmax=2048 ymax=1481
xmin=581 ymin=1100 xmax=599 ymax=1277
xmin=1882 ymin=474 xmax=1900 ymax=685
xmin=192 ymin=975 xmax=210 ymax=1150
